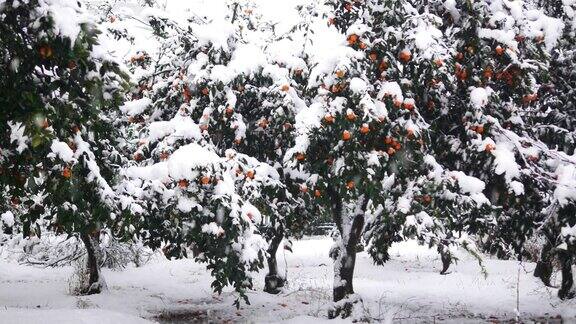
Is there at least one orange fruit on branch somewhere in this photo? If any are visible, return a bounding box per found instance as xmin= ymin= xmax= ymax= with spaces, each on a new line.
xmin=342 ymin=130 xmax=352 ymax=141
xmin=200 ymin=176 xmax=211 ymax=185
xmin=346 ymin=180 xmax=355 ymax=190
xmin=346 ymin=111 xmax=357 ymax=121
xmin=347 ymin=34 xmax=358 ymax=45
xmin=62 ymin=167 xmax=72 ymax=179
xmin=39 ymin=45 xmax=53 ymax=59
xmin=398 ymin=50 xmax=412 ymax=63
xmin=178 ymin=179 xmax=189 ymax=189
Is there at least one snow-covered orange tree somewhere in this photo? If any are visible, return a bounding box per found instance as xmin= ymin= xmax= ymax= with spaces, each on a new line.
xmin=0 ymin=0 xmax=129 ymax=294
xmin=287 ymin=0 xmax=492 ymax=318
xmin=116 ymin=1 xmax=315 ymax=302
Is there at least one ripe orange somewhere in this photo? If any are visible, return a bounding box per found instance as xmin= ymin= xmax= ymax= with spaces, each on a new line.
xmin=434 ymin=58 xmax=443 ymax=67
xmin=495 ymin=45 xmax=505 ymax=56
xmin=62 ymin=167 xmax=72 ymax=179
xmin=178 ymin=179 xmax=189 ymax=189
xmin=423 ymin=195 xmax=432 ymax=204
xmin=522 ymin=94 xmax=537 ymax=104
xmin=200 ymin=176 xmax=210 ymax=185
xmin=296 ymin=153 xmax=306 ymax=161
xmin=455 ymin=65 xmax=468 ymax=80
xmin=402 ymin=101 xmax=415 ymax=111
xmin=314 ymin=189 xmax=322 ymax=198
xmin=39 ymin=45 xmax=53 ymax=59
xmin=347 ymin=34 xmax=358 ymax=45
xmin=360 ymin=124 xmax=370 ymax=134
xmin=369 ymin=53 xmax=378 ymax=61
xmin=346 ymin=180 xmax=355 ymax=190
xmin=246 ymin=170 xmax=255 ymax=179
xmin=384 ymin=136 xmax=393 ymax=144
xmin=281 ymin=84 xmax=290 ymax=92
xmin=476 ymin=125 xmax=485 ymax=134
xmin=336 ymin=70 xmax=345 ymax=78
xmin=485 ymin=143 xmax=496 ymax=152
xmin=359 ymin=42 xmax=367 ymax=49
xmin=483 ymin=67 xmax=493 ymax=79
xmin=399 ymin=50 xmax=412 ymax=63
xmin=379 ymin=61 xmax=388 ymax=71
xmin=202 ymin=87 xmax=210 ymax=95
xmin=342 ymin=130 xmax=352 ymax=141
xmin=324 ymin=114 xmax=335 ymax=124
xmin=300 ymin=184 xmax=308 ymax=193
xmin=346 ymin=111 xmax=357 ymax=121
xmin=387 ymin=147 xmax=396 ymax=156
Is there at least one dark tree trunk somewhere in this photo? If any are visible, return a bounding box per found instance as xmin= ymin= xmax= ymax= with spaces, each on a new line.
xmin=264 ymin=227 xmax=285 ymax=294
xmin=438 ymin=244 xmax=452 ymax=275
xmin=558 ymin=250 xmax=575 ymax=300
xmin=534 ymin=241 xmax=554 ymax=287
xmin=328 ymin=190 xmax=368 ymax=319
xmin=80 ymin=231 xmax=104 ymax=295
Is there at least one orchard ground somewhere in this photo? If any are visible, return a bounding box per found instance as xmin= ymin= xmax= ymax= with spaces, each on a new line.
xmin=1 ymin=237 xmax=574 ymax=323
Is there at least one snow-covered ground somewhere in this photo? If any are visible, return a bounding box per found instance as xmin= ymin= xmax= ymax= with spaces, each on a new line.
xmin=1 ymin=237 xmax=574 ymax=323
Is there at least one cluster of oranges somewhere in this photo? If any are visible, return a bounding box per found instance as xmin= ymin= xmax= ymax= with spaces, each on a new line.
xmin=347 ymin=34 xmax=368 ymax=49
xmin=384 ymin=136 xmax=402 ymax=156
xmin=299 ymin=184 xmax=323 ymax=198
